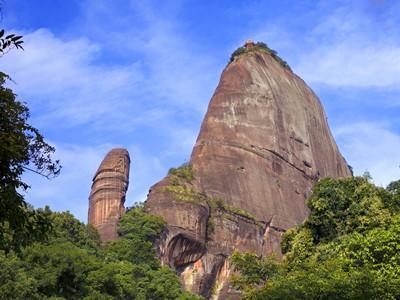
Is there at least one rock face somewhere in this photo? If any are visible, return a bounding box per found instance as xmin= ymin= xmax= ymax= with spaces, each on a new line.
xmin=88 ymin=148 xmax=130 ymax=242
xmin=145 ymin=48 xmax=351 ymax=299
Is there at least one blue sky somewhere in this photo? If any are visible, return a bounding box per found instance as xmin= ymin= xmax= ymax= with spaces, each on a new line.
xmin=1 ymin=0 xmax=400 ymax=221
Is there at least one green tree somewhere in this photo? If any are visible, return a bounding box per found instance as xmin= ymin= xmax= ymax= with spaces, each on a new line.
xmin=299 ymin=177 xmax=392 ymax=244
xmin=106 ymin=204 xmax=165 ymax=268
xmin=0 ymin=205 xmax=52 ymax=253
xmin=0 ymin=250 xmax=38 ymax=299
xmin=232 ymin=177 xmax=400 ymax=299
xmin=22 ymin=241 xmax=101 ymax=299
xmin=48 ymin=211 xmax=100 ymax=251
xmin=0 ymin=206 xmax=203 ymax=299
xmin=387 ymin=179 xmax=400 ymax=195
xmin=0 ymin=72 xmax=61 ymax=252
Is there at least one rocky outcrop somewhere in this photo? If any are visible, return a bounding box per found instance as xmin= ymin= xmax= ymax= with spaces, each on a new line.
xmin=88 ymin=148 xmax=130 ymax=242
xmin=144 ymin=45 xmax=351 ymax=299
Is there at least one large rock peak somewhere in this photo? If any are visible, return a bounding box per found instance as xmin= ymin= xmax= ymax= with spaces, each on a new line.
xmin=88 ymin=148 xmax=130 ymax=242
xmin=144 ymin=48 xmax=351 ymax=298
xmin=191 ymin=48 xmax=350 ymax=228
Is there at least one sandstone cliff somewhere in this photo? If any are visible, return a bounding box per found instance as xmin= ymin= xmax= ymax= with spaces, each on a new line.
xmin=88 ymin=148 xmax=130 ymax=242
xmin=144 ymin=45 xmax=351 ymax=299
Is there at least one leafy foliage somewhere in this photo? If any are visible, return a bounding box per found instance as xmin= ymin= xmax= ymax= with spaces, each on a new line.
xmin=229 ymin=41 xmax=291 ymax=71
xmin=0 ymin=29 xmax=24 ymax=56
xmin=48 ymin=210 xmax=101 ymax=251
xmin=0 ymin=205 xmax=202 ymax=299
xmin=300 ymin=177 xmax=393 ymax=243
xmin=168 ymin=163 xmax=195 ymax=182
xmin=0 ymin=72 xmax=61 ymax=252
xmin=230 ymin=251 xmax=279 ymax=294
xmin=0 ymin=205 xmax=52 ymax=253
xmin=106 ymin=205 xmax=165 ymax=268
xmin=387 ymin=179 xmax=400 ymax=194
xmin=232 ymin=177 xmax=400 ymax=299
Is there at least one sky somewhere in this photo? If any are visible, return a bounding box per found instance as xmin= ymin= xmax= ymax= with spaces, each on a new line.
xmin=1 ymin=0 xmax=400 ymax=222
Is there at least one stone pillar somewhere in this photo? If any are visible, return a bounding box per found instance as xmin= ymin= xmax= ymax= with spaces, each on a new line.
xmin=88 ymin=148 xmax=130 ymax=242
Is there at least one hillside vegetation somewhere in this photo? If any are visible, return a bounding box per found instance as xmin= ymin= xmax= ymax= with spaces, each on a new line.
xmin=0 ymin=205 xmax=202 ymax=299
xmin=231 ymin=176 xmax=400 ymax=300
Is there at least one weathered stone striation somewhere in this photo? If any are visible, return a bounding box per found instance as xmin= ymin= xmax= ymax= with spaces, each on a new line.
xmin=144 ymin=48 xmax=351 ymax=299
xmin=88 ymin=148 xmax=130 ymax=242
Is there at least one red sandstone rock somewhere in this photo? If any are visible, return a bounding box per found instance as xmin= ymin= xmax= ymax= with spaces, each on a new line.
xmin=88 ymin=148 xmax=130 ymax=242
xmin=144 ymin=48 xmax=351 ymax=299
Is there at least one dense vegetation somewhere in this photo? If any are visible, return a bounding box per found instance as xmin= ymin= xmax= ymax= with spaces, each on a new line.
xmin=0 ymin=205 xmax=202 ymax=299
xmin=229 ymin=41 xmax=291 ymax=71
xmin=231 ymin=176 xmax=400 ymax=299
xmin=0 ymin=71 xmax=61 ymax=253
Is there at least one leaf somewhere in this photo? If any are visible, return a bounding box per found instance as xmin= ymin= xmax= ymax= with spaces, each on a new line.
xmin=0 ymin=30 xmax=4 ymax=38
xmin=5 ymin=34 xmax=15 ymax=39
xmin=11 ymin=36 xmax=23 ymax=42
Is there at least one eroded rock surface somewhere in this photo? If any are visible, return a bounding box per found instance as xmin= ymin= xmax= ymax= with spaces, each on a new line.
xmin=144 ymin=49 xmax=351 ymax=299
xmin=88 ymin=148 xmax=130 ymax=242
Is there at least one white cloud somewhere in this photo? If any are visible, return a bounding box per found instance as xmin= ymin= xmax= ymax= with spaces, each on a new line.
xmin=77 ymin=0 xmax=221 ymax=112
xmin=334 ymin=122 xmax=400 ymax=187
xmin=1 ymin=2 xmax=218 ymax=221
xmin=246 ymin=2 xmax=400 ymax=89
xmin=23 ymin=142 xmax=171 ymax=222
xmin=294 ymin=4 xmax=400 ymax=89
xmin=296 ymin=42 xmax=400 ymax=89
xmin=1 ymin=29 xmax=147 ymax=127
xmin=23 ymin=143 xmax=111 ymax=221
xmin=10 ymin=1 xmax=400 ymax=222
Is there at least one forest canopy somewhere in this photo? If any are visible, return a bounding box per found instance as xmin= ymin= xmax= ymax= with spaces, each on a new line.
xmin=231 ymin=176 xmax=400 ymax=300
xmin=0 ymin=205 xmax=202 ymax=299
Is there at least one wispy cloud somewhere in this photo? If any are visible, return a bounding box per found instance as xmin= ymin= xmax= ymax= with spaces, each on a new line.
xmin=244 ymin=1 xmax=400 ymax=90
xmin=1 ymin=29 xmax=148 ymax=128
xmin=6 ymin=0 xmax=400 ymax=221
xmin=76 ymin=0 xmax=221 ymax=113
xmin=23 ymin=143 xmax=111 ymax=220
xmin=334 ymin=122 xmax=400 ymax=186
xmin=23 ymin=142 xmax=173 ymax=221
xmin=296 ymin=35 xmax=400 ymax=89
xmin=3 ymin=1 xmax=216 ymax=220
xmin=295 ymin=2 xmax=400 ymax=89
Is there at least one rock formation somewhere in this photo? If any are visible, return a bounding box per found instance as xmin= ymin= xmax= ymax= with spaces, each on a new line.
xmin=144 ymin=45 xmax=351 ymax=299
xmin=88 ymin=148 xmax=130 ymax=242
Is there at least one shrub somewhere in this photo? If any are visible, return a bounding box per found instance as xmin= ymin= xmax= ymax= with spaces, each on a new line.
xmin=229 ymin=41 xmax=292 ymax=71
xmin=168 ymin=163 xmax=195 ymax=182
